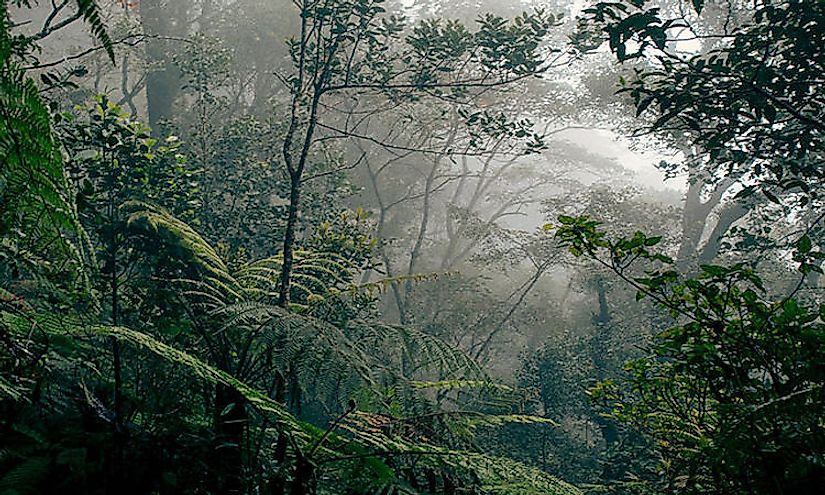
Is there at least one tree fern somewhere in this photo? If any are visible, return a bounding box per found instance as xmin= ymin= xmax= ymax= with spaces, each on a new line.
xmin=115 ymin=201 xmax=584 ymax=493
xmin=124 ymin=201 xmax=483 ymax=378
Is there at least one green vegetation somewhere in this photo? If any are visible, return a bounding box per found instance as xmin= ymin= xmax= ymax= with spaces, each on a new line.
xmin=2 ymin=0 xmax=823 ymax=494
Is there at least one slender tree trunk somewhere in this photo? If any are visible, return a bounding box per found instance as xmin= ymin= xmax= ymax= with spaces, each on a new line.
xmin=104 ymin=149 xmax=127 ymax=494
xmin=364 ymin=156 xmax=409 ymax=322
xmin=214 ymin=384 xmax=247 ymax=494
xmin=290 ymin=453 xmax=316 ymax=495
xmin=111 ymin=277 xmax=122 ymax=430
xmin=590 ymin=277 xmax=620 ymax=477
xmin=472 ymin=260 xmax=548 ymax=363
xmin=441 ymin=155 xmax=469 ymax=269
xmin=402 ymin=121 xmax=459 ymax=312
xmin=278 ymin=173 xmax=301 ymax=307
xmin=403 ymin=161 xmax=438 ymax=305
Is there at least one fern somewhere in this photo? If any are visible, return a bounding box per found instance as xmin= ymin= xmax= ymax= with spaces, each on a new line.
xmin=72 ymin=0 xmax=115 ymax=62
xmin=335 ymin=412 xmax=582 ymax=495
xmin=0 ymin=5 xmax=93 ymax=295
xmin=124 ymin=202 xmax=484 ymax=379
xmin=0 ymin=375 xmax=25 ymax=401
xmin=410 ymin=379 xmax=515 ymax=393
xmin=124 ymin=200 xmax=233 ymax=281
xmin=116 ymin=202 xmax=582 ymax=493
xmin=0 ymin=455 xmax=50 ymax=495
xmin=0 ymin=308 xmax=307 ymax=430
xmin=1 ymin=305 xmax=572 ymax=495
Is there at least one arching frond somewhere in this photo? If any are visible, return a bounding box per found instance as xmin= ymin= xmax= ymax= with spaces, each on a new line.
xmin=73 ymin=0 xmax=115 ymax=62
xmin=0 ymin=308 xmax=303 ymax=430
xmin=335 ymin=412 xmax=582 ymax=495
xmin=0 ymin=13 xmax=93 ymax=293
xmin=124 ymin=200 xmax=234 ymax=281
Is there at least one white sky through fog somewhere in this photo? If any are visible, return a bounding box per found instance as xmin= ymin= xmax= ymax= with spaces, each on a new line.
xmin=557 ymin=128 xmax=686 ymax=193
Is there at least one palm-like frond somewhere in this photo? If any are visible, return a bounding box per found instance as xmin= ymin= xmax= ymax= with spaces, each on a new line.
xmin=0 ymin=10 xmax=93 ymax=291
xmin=336 ymin=411 xmax=582 ymax=495
xmin=124 ymin=202 xmax=483 ymax=380
xmin=73 ymin=0 xmax=115 ymax=61
xmin=118 ymin=203 xmax=580 ymax=492
xmin=0 ymin=308 xmax=304 ymax=430
xmin=124 ymin=200 xmax=233 ymax=281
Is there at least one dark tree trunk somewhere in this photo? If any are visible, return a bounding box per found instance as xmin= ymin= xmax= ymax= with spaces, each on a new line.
xmin=214 ymin=384 xmax=247 ymax=494
xmin=290 ymin=455 xmax=316 ymax=495
xmin=266 ymin=433 xmax=289 ymax=495
xmin=138 ymin=0 xmax=186 ymax=128
xmin=278 ymin=174 xmax=301 ymax=307
xmin=591 ymin=278 xmax=619 ymax=449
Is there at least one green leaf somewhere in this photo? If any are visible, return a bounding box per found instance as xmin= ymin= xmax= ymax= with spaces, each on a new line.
xmin=796 ymin=234 xmax=812 ymax=254
xmin=644 ymin=235 xmax=662 ymax=247
xmin=699 ymin=264 xmax=727 ymax=277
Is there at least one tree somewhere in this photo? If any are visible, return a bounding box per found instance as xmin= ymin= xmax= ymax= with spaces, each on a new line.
xmin=2 ymin=3 xmax=587 ymax=494
xmin=514 ymin=185 xmax=679 ymax=485
xmin=581 ymin=0 xmax=825 ymax=200
xmin=275 ymin=0 xmax=556 ymax=306
xmin=555 ymin=215 xmax=825 ymax=494
xmin=137 ymin=0 xmax=189 ymax=127
xmin=549 ymin=2 xmax=825 ymax=491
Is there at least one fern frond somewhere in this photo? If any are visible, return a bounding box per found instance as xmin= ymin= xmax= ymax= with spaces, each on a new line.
xmin=464 ymin=413 xmax=559 ymax=428
xmin=0 ymin=456 xmax=50 ymax=494
xmin=0 ymin=309 xmax=303 ymax=430
xmin=349 ymin=320 xmax=485 ymax=380
xmin=336 ymin=412 xmax=580 ymax=495
xmin=0 ymin=375 xmax=26 ymax=401
xmin=0 ymin=26 xmax=93 ymax=292
xmin=410 ymin=380 xmax=515 ymax=393
xmin=73 ymin=0 xmax=115 ymax=62
xmin=124 ymin=201 xmax=233 ymax=279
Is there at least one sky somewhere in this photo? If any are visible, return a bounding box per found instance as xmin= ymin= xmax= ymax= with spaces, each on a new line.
xmin=559 ymin=127 xmax=687 ymax=193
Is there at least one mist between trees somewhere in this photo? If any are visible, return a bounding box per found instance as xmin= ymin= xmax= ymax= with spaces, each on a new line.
xmin=2 ymin=0 xmax=824 ymax=494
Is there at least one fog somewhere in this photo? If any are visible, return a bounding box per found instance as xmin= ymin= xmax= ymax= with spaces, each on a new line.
xmin=3 ymin=0 xmax=823 ymax=493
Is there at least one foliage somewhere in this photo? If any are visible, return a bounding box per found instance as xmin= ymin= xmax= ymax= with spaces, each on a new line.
xmin=554 ymin=215 xmax=825 ymax=494
xmin=579 ymin=0 xmax=825 ymax=200
xmin=19 ymin=0 xmax=825 ymax=494
xmin=274 ymin=0 xmax=561 ymax=305
xmin=1 ymin=1 xmax=583 ymax=482
xmin=59 ymin=96 xmax=200 ymax=217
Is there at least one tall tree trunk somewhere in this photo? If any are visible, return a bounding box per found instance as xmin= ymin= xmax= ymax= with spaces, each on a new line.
xmin=698 ymin=203 xmax=748 ymax=265
xmin=590 ymin=278 xmax=619 ymax=451
xmin=139 ymin=0 xmax=186 ymax=128
xmin=278 ymin=173 xmax=301 ymax=307
xmin=214 ymin=384 xmax=247 ymax=494
xmin=676 ymin=173 xmax=710 ymax=272
xmin=676 ymin=162 xmax=741 ymax=273
xmin=403 ymin=161 xmax=438 ymax=308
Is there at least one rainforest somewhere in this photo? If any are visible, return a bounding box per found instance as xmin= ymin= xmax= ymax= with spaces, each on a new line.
xmin=1 ymin=0 xmax=824 ymax=494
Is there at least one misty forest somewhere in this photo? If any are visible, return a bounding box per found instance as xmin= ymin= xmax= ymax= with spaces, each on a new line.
xmin=2 ymin=0 xmax=824 ymax=493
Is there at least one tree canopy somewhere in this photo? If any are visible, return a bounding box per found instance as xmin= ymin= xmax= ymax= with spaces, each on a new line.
xmin=2 ymin=0 xmax=824 ymax=494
